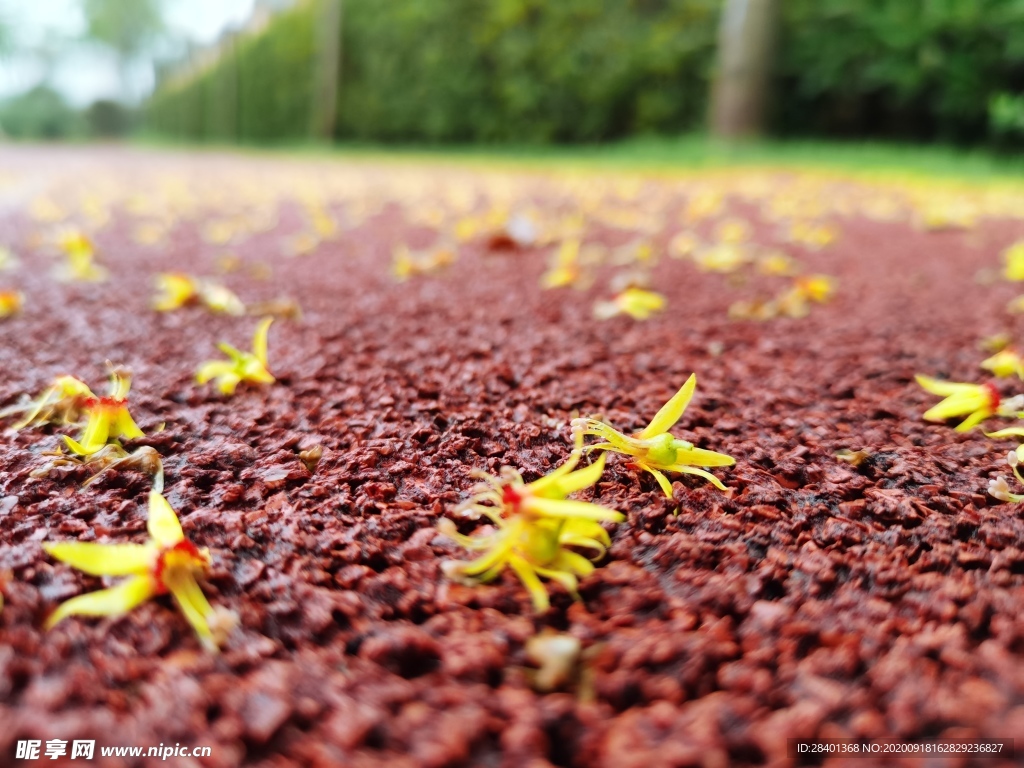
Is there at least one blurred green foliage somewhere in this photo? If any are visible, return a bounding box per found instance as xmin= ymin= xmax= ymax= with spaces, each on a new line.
xmin=147 ymin=0 xmax=719 ymax=143
xmin=0 ymin=86 xmax=85 ymax=139
xmin=778 ymin=0 xmax=1024 ymax=143
xmin=147 ymin=2 xmax=318 ymax=142
xmin=146 ymin=0 xmax=1024 ymax=146
xmin=340 ymin=0 xmax=718 ymax=142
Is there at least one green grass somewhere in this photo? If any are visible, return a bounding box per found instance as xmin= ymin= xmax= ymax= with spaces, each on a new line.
xmin=136 ymin=133 xmax=1024 ymax=182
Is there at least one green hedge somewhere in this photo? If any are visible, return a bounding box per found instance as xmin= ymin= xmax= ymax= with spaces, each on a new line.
xmin=147 ymin=2 xmax=319 ymax=142
xmin=339 ymin=0 xmax=718 ymax=142
xmin=146 ymin=0 xmax=1024 ymax=145
xmin=777 ymin=0 xmax=1024 ymax=143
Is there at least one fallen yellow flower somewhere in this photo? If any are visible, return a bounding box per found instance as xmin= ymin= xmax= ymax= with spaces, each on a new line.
xmin=981 ymin=348 xmax=1024 ymax=379
xmin=43 ymin=490 xmax=228 ymax=651
xmin=0 ymin=290 xmax=22 ymax=318
xmin=916 ymin=375 xmax=1023 ymax=432
xmin=440 ymin=446 xmax=622 ymax=613
xmin=196 ymin=317 xmax=275 ymax=395
xmin=593 ymin=287 xmax=666 ymax=320
xmin=572 ymin=373 xmax=734 ymax=497
xmin=64 ymin=369 xmax=144 ymax=456
xmin=0 ymin=375 xmax=95 ymax=430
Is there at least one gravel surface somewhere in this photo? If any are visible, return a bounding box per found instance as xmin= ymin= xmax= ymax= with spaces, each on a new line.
xmin=1 ymin=146 xmax=1023 ymax=767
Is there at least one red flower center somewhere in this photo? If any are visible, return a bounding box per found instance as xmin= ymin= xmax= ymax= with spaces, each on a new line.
xmin=152 ymin=539 xmax=202 ymax=593
xmin=983 ymin=382 xmax=1001 ymax=411
xmin=83 ymin=396 xmax=126 ymax=410
xmin=502 ymin=484 xmax=524 ymax=512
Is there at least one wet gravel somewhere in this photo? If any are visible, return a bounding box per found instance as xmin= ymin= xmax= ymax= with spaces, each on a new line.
xmin=0 ymin=147 xmax=1023 ymax=767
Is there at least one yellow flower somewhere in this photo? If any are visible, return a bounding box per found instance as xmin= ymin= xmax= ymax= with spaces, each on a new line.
xmin=43 ymin=490 xmax=226 ymax=651
xmin=196 ymin=317 xmax=275 ymax=395
xmin=56 ymin=231 xmax=107 ymax=282
xmin=981 ymin=348 xmax=1024 ymax=379
xmin=915 ymin=375 xmax=1022 ymax=431
xmin=692 ymin=243 xmax=748 ymax=273
xmin=197 ymin=280 xmax=246 ymax=315
xmin=152 ymin=274 xmax=246 ymax=315
xmin=788 ymin=221 xmax=837 ymax=249
xmin=63 ymin=369 xmax=144 ymax=456
xmin=793 ymin=274 xmax=836 ymax=303
xmin=757 ymin=252 xmax=801 ymax=277
xmin=593 ymin=287 xmax=666 ymax=320
xmin=152 ymin=273 xmax=198 ymax=311
xmin=572 ymin=373 xmax=734 ymax=497
xmin=0 ymin=290 xmax=22 ymax=318
xmin=0 ymin=375 xmax=95 ymax=430
xmin=1004 ymin=241 xmax=1024 ymax=281
xmin=440 ymin=447 xmax=622 ymax=613
xmin=540 ymin=239 xmax=582 ymax=289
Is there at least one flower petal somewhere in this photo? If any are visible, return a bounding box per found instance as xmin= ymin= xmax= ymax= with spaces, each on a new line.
xmin=508 ymin=555 xmax=550 ymax=613
xmin=535 ymin=454 xmax=606 ymax=499
xmin=986 ymin=427 xmax=1024 ymax=439
xmin=216 ymin=373 xmax=243 ymax=395
xmin=527 ymin=496 xmax=624 ymax=522
xmin=672 ymin=446 xmax=736 ymax=467
xmin=955 ymin=409 xmax=990 ymax=432
xmin=195 ymin=360 xmax=233 ymax=385
xmin=639 ymin=373 xmax=696 ymax=439
xmin=78 ymin=410 xmax=111 ymax=452
xmin=253 ymin=317 xmax=274 ymax=367
xmin=671 ymin=465 xmax=728 ymax=490
xmin=43 ymin=541 xmax=157 ymax=576
xmin=45 ymin=574 xmax=155 ymax=629
xmin=147 ymin=491 xmax=184 ymax=547
xmin=166 ymin=573 xmax=217 ymax=651
xmin=915 ymin=375 xmax=979 ymax=396
xmin=644 ymin=465 xmax=675 ymax=497
xmin=112 ymin=408 xmax=144 ymax=440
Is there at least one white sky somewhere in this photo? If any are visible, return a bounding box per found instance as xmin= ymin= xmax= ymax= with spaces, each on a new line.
xmin=0 ymin=0 xmax=256 ymax=105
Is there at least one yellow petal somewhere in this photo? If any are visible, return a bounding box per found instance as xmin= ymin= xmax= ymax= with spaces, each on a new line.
xmin=508 ymin=555 xmax=550 ymax=613
xmin=549 ymin=549 xmax=596 ymax=578
xmin=253 ymin=317 xmax=273 ymax=366
xmin=561 ymin=518 xmax=612 ymax=548
xmin=644 ymin=465 xmax=674 ymax=497
xmin=215 ymin=342 xmax=246 ymax=362
xmin=111 ymin=408 xmax=144 ymax=440
xmin=639 ymin=374 xmax=696 ymax=439
xmin=526 ymin=496 xmax=623 ymax=522
xmin=954 ymin=409 xmax=989 ymax=432
xmin=532 ymin=454 xmax=602 ymax=501
xmin=63 ymin=435 xmax=101 ymax=456
xmin=147 ymin=491 xmax=184 ymax=548
xmin=43 ymin=541 xmax=157 ymax=576
xmin=166 ymin=573 xmax=217 ymax=651
xmin=673 ymin=465 xmax=728 ymax=490
xmin=986 ymin=427 xmax=1024 ymax=439
xmin=671 ymin=446 xmax=736 ymax=467
xmin=915 ymin=374 xmax=978 ymax=397
xmin=458 ymin=537 xmax=515 ymax=577
xmin=216 ymin=373 xmax=242 ymax=395
xmin=45 ymin=574 xmax=155 ymax=629
xmin=532 ymin=564 xmax=580 ymax=596
xmin=545 ymin=453 xmax=607 ymax=498
xmin=195 ymin=361 xmax=233 ymax=385
xmin=78 ymin=410 xmax=111 ymax=452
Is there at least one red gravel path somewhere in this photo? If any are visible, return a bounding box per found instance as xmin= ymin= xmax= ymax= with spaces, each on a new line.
xmin=0 ymin=146 xmax=1023 ymax=767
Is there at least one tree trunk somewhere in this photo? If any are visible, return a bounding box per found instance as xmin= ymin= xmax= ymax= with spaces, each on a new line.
xmin=310 ymin=0 xmax=342 ymax=141
xmin=710 ymin=0 xmax=778 ymax=139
